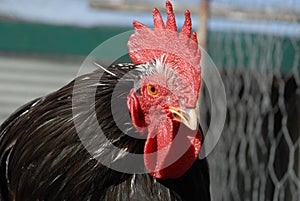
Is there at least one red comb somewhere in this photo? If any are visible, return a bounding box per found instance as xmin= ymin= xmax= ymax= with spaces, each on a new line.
xmin=127 ymin=1 xmax=200 ymax=66
xmin=127 ymin=1 xmax=201 ymax=107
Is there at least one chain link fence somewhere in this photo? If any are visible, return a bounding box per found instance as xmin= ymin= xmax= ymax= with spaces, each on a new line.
xmin=201 ymin=1 xmax=300 ymax=200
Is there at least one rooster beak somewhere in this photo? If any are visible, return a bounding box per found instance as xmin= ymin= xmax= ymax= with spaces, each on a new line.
xmin=168 ymin=107 xmax=198 ymax=130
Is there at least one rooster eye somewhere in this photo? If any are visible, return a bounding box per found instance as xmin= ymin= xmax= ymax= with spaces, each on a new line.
xmin=147 ymin=84 xmax=158 ymax=95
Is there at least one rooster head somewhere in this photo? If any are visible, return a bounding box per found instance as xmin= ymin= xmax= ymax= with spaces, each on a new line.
xmin=127 ymin=1 xmax=202 ymax=179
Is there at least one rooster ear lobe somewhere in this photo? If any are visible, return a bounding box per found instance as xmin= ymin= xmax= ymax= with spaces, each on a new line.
xmin=127 ymin=89 xmax=147 ymax=134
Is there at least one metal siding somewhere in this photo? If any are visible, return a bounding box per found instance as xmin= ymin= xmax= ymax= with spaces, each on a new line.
xmin=0 ymin=56 xmax=82 ymax=123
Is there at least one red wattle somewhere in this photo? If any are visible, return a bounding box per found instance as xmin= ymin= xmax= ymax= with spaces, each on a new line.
xmin=144 ymin=117 xmax=202 ymax=179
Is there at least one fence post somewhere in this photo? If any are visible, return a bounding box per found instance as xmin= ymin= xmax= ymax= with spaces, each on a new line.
xmin=198 ymin=0 xmax=209 ymax=50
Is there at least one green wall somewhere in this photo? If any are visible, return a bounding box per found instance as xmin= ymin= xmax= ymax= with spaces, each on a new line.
xmin=0 ymin=21 xmax=299 ymax=72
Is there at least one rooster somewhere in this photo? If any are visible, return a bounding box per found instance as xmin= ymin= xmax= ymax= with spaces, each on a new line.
xmin=0 ymin=1 xmax=210 ymax=200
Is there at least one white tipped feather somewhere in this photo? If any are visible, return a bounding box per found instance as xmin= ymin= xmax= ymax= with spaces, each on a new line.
xmin=93 ymin=62 xmax=117 ymax=77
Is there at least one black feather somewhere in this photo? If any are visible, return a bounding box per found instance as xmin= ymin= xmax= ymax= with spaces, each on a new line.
xmin=0 ymin=63 xmax=210 ymax=201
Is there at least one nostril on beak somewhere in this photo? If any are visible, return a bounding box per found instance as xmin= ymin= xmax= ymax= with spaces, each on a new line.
xmin=168 ymin=107 xmax=198 ymax=130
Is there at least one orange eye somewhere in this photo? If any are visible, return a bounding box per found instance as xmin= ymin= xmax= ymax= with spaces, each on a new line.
xmin=147 ymin=84 xmax=158 ymax=95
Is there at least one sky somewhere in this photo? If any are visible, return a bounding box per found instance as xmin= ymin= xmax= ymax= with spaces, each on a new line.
xmin=0 ymin=0 xmax=299 ymax=37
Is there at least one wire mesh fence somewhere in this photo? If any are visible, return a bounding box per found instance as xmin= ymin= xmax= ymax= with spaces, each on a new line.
xmin=200 ymin=1 xmax=300 ymax=200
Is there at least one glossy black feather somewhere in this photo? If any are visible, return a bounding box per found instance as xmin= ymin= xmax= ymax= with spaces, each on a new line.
xmin=0 ymin=63 xmax=210 ymax=201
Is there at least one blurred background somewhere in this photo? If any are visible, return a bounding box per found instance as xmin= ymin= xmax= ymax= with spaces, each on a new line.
xmin=0 ymin=0 xmax=299 ymax=200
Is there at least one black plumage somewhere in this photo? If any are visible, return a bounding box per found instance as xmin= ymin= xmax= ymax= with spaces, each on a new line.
xmin=0 ymin=63 xmax=210 ymax=201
